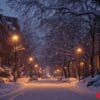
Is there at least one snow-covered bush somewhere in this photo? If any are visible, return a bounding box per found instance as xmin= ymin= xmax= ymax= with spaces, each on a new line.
xmin=94 ymin=80 xmax=100 ymax=87
xmin=17 ymin=77 xmax=29 ymax=83
xmin=87 ymin=75 xmax=100 ymax=87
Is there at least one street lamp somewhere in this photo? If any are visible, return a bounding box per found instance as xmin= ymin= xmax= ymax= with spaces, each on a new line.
xmin=80 ymin=61 xmax=84 ymax=75
xmin=76 ymin=47 xmax=83 ymax=81
xmin=55 ymin=69 xmax=62 ymax=79
xmin=34 ymin=64 xmax=38 ymax=68
xmin=80 ymin=61 xmax=84 ymax=66
xmin=12 ymin=35 xmax=19 ymax=42
xmin=12 ymin=34 xmax=19 ymax=82
xmin=29 ymin=57 xmax=33 ymax=63
xmin=34 ymin=64 xmax=39 ymax=73
xmin=56 ymin=69 xmax=61 ymax=73
xmin=76 ymin=48 xmax=83 ymax=55
xmin=28 ymin=57 xmax=34 ymax=80
xmin=56 ymin=69 xmax=61 ymax=75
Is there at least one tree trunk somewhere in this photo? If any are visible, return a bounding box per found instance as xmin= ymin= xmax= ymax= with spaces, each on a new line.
xmin=67 ymin=61 xmax=70 ymax=78
xmin=90 ymin=35 xmax=95 ymax=77
xmin=63 ymin=67 xmax=67 ymax=78
xmin=90 ymin=19 xmax=96 ymax=77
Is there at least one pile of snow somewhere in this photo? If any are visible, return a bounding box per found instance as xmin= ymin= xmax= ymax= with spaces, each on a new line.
xmin=60 ymin=77 xmax=100 ymax=95
xmin=0 ymin=77 xmax=29 ymax=98
xmin=73 ymin=81 xmax=100 ymax=94
xmin=62 ymin=77 xmax=77 ymax=83
xmin=64 ymin=78 xmax=100 ymax=95
xmin=68 ymin=78 xmax=77 ymax=81
xmin=17 ymin=77 xmax=30 ymax=84
xmin=87 ymin=75 xmax=100 ymax=87
xmin=34 ymin=78 xmax=60 ymax=83
xmin=0 ymin=83 xmax=22 ymax=97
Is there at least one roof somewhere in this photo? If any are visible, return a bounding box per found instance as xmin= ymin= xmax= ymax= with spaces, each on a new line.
xmin=0 ymin=14 xmax=20 ymax=31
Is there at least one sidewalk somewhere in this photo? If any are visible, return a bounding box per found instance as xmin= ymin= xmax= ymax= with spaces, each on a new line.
xmin=0 ymin=77 xmax=29 ymax=98
xmin=0 ymin=83 xmax=24 ymax=98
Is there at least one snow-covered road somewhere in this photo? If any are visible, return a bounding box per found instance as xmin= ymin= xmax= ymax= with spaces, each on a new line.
xmin=1 ymin=81 xmax=98 ymax=100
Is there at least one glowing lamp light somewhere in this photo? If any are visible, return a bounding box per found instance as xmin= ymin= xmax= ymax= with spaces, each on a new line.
xmin=80 ymin=62 xmax=84 ymax=66
xmin=76 ymin=47 xmax=83 ymax=55
xmin=12 ymin=35 xmax=19 ymax=42
xmin=29 ymin=57 xmax=33 ymax=62
xmin=34 ymin=64 xmax=38 ymax=68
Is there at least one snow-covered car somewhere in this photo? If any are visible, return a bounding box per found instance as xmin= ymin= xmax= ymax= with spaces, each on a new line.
xmin=87 ymin=75 xmax=100 ymax=87
xmin=94 ymin=80 xmax=100 ymax=87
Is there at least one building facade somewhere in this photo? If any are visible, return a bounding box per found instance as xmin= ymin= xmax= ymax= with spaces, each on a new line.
xmin=0 ymin=14 xmax=22 ymax=68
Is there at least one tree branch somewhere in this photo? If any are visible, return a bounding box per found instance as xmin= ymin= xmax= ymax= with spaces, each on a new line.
xmin=47 ymin=7 xmax=100 ymax=18
xmin=63 ymin=10 xmax=100 ymax=17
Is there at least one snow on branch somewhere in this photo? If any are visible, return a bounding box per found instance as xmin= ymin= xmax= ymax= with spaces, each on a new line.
xmin=63 ymin=10 xmax=100 ymax=17
xmin=47 ymin=7 xmax=100 ymax=18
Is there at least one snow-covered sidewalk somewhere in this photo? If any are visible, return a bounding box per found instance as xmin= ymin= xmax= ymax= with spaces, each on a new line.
xmin=0 ymin=77 xmax=29 ymax=98
xmin=0 ymin=83 xmax=23 ymax=97
xmin=64 ymin=77 xmax=100 ymax=95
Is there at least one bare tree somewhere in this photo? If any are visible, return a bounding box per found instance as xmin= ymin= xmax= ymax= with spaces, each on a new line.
xmin=7 ymin=0 xmax=100 ymax=77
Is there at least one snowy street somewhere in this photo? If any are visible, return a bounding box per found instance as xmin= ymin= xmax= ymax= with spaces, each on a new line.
xmin=0 ymin=80 xmax=98 ymax=100
xmin=0 ymin=0 xmax=100 ymax=100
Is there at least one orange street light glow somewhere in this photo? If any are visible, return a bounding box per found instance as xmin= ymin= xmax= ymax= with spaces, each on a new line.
xmin=77 ymin=48 xmax=82 ymax=52
xmin=29 ymin=57 xmax=33 ymax=62
xmin=56 ymin=69 xmax=61 ymax=73
xmin=76 ymin=47 xmax=83 ymax=54
xmin=34 ymin=64 xmax=38 ymax=68
xmin=80 ymin=62 xmax=84 ymax=66
xmin=12 ymin=34 xmax=19 ymax=41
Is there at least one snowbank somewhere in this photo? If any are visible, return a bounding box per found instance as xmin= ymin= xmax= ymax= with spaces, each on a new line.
xmin=17 ymin=77 xmax=29 ymax=84
xmin=0 ymin=77 xmax=29 ymax=98
xmin=64 ymin=77 xmax=100 ymax=95
xmin=75 ymin=81 xmax=100 ymax=94
xmin=87 ymin=75 xmax=100 ymax=87
xmin=0 ymin=82 xmax=22 ymax=97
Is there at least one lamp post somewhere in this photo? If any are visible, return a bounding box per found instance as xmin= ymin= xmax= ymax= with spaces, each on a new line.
xmin=34 ymin=64 xmax=38 ymax=69
xmin=76 ymin=47 xmax=83 ymax=81
xmin=12 ymin=34 xmax=19 ymax=82
xmin=56 ymin=69 xmax=61 ymax=79
xmin=29 ymin=57 xmax=33 ymax=63
xmin=28 ymin=57 xmax=33 ymax=80
xmin=80 ymin=61 xmax=84 ymax=76
xmin=34 ymin=64 xmax=40 ymax=77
